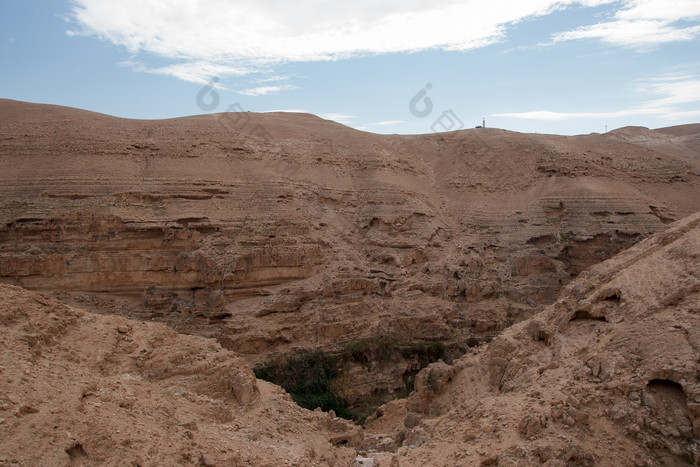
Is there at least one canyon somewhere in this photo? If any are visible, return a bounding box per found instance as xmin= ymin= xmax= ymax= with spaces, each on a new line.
xmin=0 ymin=99 xmax=698 ymax=465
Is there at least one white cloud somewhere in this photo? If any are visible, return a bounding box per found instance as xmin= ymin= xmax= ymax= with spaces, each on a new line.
xmin=319 ymin=113 xmax=355 ymax=124
xmin=640 ymin=74 xmax=700 ymax=107
xmin=554 ymin=0 xmax=700 ymax=47
xmin=617 ymin=0 xmax=700 ymax=22
xmin=657 ymin=109 xmax=700 ymax=120
xmin=237 ymin=85 xmax=298 ymax=96
xmin=492 ymin=108 xmax=666 ymax=121
xmin=68 ymin=0 xmax=618 ymax=84
xmin=122 ymin=60 xmax=253 ymax=85
xmin=253 ymin=75 xmax=294 ymax=84
xmin=366 ymin=120 xmax=405 ymax=126
xmin=493 ymin=74 xmax=700 ymax=121
xmin=554 ymin=20 xmax=700 ymax=46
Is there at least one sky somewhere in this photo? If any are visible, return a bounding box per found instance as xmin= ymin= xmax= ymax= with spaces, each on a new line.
xmin=1 ymin=0 xmax=700 ymax=136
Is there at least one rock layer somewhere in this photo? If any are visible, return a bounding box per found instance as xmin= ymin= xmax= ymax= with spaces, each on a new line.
xmin=1 ymin=99 xmax=698 ymax=364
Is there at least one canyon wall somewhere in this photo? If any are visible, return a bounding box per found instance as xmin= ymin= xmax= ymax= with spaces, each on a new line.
xmin=1 ymin=100 xmax=698 ymax=363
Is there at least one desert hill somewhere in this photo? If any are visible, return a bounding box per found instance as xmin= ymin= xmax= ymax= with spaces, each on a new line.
xmin=0 ymin=98 xmax=699 ymax=417
xmin=0 ymin=211 xmax=697 ymax=466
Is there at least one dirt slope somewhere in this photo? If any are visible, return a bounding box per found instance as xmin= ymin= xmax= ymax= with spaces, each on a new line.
xmin=362 ymin=212 xmax=700 ymax=466
xmin=0 ymin=283 xmax=356 ymax=466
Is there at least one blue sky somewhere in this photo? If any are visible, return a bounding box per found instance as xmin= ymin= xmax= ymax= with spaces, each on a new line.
xmin=2 ymin=0 xmax=699 ymax=135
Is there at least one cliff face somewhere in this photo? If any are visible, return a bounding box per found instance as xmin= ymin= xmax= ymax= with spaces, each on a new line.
xmin=363 ymin=212 xmax=700 ymax=466
xmin=1 ymin=99 xmax=698 ymax=363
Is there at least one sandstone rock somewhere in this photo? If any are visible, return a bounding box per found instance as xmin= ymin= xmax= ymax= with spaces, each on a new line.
xmin=329 ymin=425 xmax=363 ymax=447
xmin=180 ymin=421 xmax=198 ymax=431
xmin=372 ymin=453 xmax=400 ymax=467
xmin=551 ymin=403 xmax=565 ymax=421
xmin=643 ymin=393 xmax=657 ymax=410
xmin=0 ymin=284 xmax=356 ymax=466
xmin=376 ymin=436 xmax=395 ymax=452
xmin=1 ymin=100 xmax=700 ymax=467
xmin=404 ymin=426 xmax=430 ymax=447
xmin=18 ymin=405 xmax=39 ymax=415
xmin=542 ymin=460 xmax=567 ymax=467
xmin=565 ymin=395 xmax=580 ymax=409
xmin=610 ymin=403 xmax=630 ymax=421
xmin=355 ymin=456 xmax=375 ymax=467
xmin=3 ymin=100 xmax=697 ymax=375
xmin=414 ymin=361 xmax=453 ymax=394
xmin=518 ymin=414 xmax=545 ymax=438
xmin=480 ymin=455 xmax=499 ymax=465
xmin=687 ymin=402 xmax=700 ymax=418
xmin=404 ymin=412 xmax=423 ymax=429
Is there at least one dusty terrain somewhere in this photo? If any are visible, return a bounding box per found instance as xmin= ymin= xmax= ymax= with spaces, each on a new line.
xmin=0 ymin=283 xmax=356 ymax=466
xmin=1 ymin=208 xmax=697 ymax=466
xmin=0 ymin=99 xmax=699 ymax=465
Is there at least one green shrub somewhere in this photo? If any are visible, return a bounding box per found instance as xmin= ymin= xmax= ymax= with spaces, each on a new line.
xmin=400 ymin=341 xmax=447 ymax=365
xmin=253 ymin=350 xmax=352 ymax=419
xmin=253 ymin=337 xmax=457 ymax=424
xmin=342 ymin=336 xmax=398 ymax=364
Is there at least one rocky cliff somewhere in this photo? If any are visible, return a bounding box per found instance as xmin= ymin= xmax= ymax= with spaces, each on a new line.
xmin=1 ymin=212 xmax=697 ymax=466
xmin=1 ymin=99 xmax=697 ymax=366
xmin=363 ymin=212 xmax=700 ymax=466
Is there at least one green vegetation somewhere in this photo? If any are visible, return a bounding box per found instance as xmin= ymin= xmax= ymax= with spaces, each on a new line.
xmin=400 ymin=341 xmax=448 ymax=366
xmin=341 ymin=336 xmax=449 ymax=366
xmin=342 ymin=335 xmax=398 ymax=364
xmin=253 ymin=336 xmax=458 ymax=424
xmin=253 ymin=350 xmax=352 ymax=419
xmin=427 ymin=369 xmax=440 ymax=393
